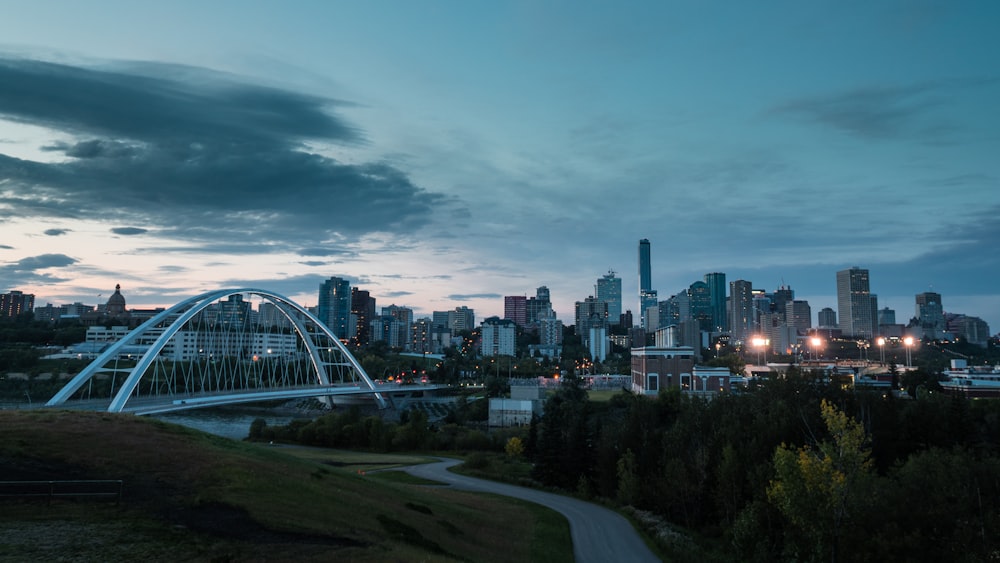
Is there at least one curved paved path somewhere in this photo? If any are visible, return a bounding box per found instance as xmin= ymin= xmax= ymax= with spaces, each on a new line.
xmin=400 ymin=458 xmax=660 ymax=563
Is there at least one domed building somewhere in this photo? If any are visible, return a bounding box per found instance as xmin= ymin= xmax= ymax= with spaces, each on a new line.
xmin=106 ymin=284 xmax=128 ymax=319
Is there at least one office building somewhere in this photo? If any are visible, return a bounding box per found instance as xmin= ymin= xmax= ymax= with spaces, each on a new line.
xmin=836 ymin=267 xmax=877 ymax=338
xmin=504 ymin=295 xmax=527 ymax=326
xmin=351 ymin=288 xmax=376 ymax=346
xmin=915 ymin=292 xmax=944 ymax=338
xmin=785 ymin=300 xmax=812 ymax=333
xmin=596 ymin=270 xmax=622 ymax=325
xmin=818 ymin=307 xmax=837 ymax=328
xmin=704 ymin=272 xmax=727 ymax=333
xmin=526 ymin=286 xmax=553 ymax=325
xmin=318 ymin=276 xmax=352 ymax=339
xmin=448 ymin=306 xmax=475 ymax=333
xmin=729 ymin=279 xmax=753 ymax=343
xmin=575 ymin=296 xmax=608 ymax=347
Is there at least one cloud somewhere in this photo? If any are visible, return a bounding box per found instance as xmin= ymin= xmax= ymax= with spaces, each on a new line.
xmin=381 ymin=291 xmax=414 ymax=298
xmin=448 ymin=293 xmax=502 ymax=301
xmin=298 ymin=261 xmax=329 ymax=267
xmin=0 ymin=244 xmax=12 ymax=249
xmin=0 ymin=253 xmax=78 ymax=284
xmin=111 ymin=227 xmax=148 ymax=235
xmin=0 ymin=57 xmax=455 ymax=253
xmin=44 ymin=228 xmax=70 ymax=236
xmin=772 ymin=83 xmax=946 ymax=140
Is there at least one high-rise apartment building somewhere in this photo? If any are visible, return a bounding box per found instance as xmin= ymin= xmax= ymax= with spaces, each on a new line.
xmin=729 ymin=279 xmax=753 ymax=343
xmin=481 ymin=317 xmax=516 ymax=357
xmin=836 ymin=267 xmax=877 ymax=338
xmin=351 ymin=288 xmax=376 ymax=347
xmin=504 ymin=295 xmax=527 ymax=327
xmin=915 ymin=292 xmax=944 ymax=338
xmin=704 ymin=272 xmax=727 ymax=333
xmin=596 ymin=270 xmax=622 ymax=326
xmin=0 ymin=290 xmax=35 ymax=317
xmin=382 ymin=305 xmax=413 ymax=350
xmin=318 ymin=276 xmax=352 ymax=339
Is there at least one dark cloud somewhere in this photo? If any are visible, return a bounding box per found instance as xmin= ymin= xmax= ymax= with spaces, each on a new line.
xmin=0 ymin=244 xmax=13 ymax=249
xmin=44 ymin=228 xmax=70 ymax=236
xmin=382 ymin=291 xmax=414 ymax=298
xmin=0 ymin=253 xmax=77 ymax=285
xmin=772 ymin=83 xmax=945 ymax=139
xmin=298 ymin=247 xmax=357 ymax=257
xmin=299 ymin=261 xmax=328 ymax=267
xmin=0 ymin=57 xmax=453 ymax=251
xmin=448 ymin=293 xmax=502 ymax=301
xmin=111 ymin=227 xmax=148 ymax=236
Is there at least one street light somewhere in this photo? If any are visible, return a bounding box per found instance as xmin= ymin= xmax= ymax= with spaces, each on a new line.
xmin=751 ymin=336 xmax=769 ymax=365
xmin=903 ymin=336 xmax=914 ymax=368
xmin=876 ymin=337 xmax=886 ymax=365
xmin=810 ymin=337 xmax=823 ymax=362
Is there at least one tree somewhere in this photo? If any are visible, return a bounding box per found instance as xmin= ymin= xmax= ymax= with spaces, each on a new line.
xmin=767 ymin=400 xmax=874 ymax=562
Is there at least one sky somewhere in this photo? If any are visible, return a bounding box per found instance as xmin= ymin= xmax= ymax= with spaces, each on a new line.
xmin=0 ymin=1 xmax=998 ymax=332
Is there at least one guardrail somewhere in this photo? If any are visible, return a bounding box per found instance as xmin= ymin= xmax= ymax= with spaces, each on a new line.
xmin=0 ymin=480 xmax=123 ymax=504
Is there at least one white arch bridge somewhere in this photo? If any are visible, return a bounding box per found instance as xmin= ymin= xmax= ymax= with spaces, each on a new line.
xmin=45 ymin=288 xmax=406 ymax=416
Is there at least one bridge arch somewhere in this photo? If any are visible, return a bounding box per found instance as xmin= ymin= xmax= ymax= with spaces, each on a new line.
xmin=46 ymin=288 xmax=386 ymax=413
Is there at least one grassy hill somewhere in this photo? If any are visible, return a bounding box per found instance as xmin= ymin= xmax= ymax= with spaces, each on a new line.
xmin=0 ymin=410 xmax=571 ymax=562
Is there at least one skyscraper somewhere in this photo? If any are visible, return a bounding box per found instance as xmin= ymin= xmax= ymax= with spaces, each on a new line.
xmin=729 ymin=279 xmax=753 ymax=343
xmin=785 ymin=300 xmax=812 ymax=333
xmin=638 ymin=239 xmax=656 ymax=329
xmin=687 ymin=280 xmax=712 ymax=332
xmin=351 ymin=288 xmax=376 ymax=346
xmin=638 ymin=239 xmax=651 ymax=293
xmin=704 ymin=272 xmax=727 ymax=333
xmin=818 ymin=307 xmax=837 ymax=328
xmin=915 ymin=292 xmax=944 ymax=338
xmin=596 ymin=270 xmax=622 ymax=325
xmin=575 ymin=296 xmax=608 ymax=347
xmin=504 ymin=295 xmax=527 ymax=326
xmin=318 ymin=276 xmax=351 ymax=339
xmin=836 ymin=267 xmax=877 ymax=338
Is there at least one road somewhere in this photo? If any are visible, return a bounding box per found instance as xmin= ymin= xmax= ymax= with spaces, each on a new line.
xmin=399 ymin=458 xmax=661 ymax=563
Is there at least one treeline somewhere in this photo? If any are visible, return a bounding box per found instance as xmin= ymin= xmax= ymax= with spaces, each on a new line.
xmin=532 ymin=371 xmax=1000 ymax=562
xmin=249 ymin=401 xmax=514 ymax=454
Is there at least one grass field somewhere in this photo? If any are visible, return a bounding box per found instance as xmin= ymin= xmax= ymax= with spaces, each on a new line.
xmin=0 ymin=410 xmax=573 ymax=562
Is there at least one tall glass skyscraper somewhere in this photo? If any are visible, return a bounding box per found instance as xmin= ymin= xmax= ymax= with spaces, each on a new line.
xmin=638 ymin=239 xmax=655 ymax=329
xmin=836 ymin=267 xmax=877 ymax=338
xmin=318 ymin=276 xmax=351 ymax=339
xmin=704 ymin=272 xmax=727 ymax=332
xmin=638 ymin=239 xmax=651 ymax=293
xmin=596 ymin=270 xmax=622 ymax=325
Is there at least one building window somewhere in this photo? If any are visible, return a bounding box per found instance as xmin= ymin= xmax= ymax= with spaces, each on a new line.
xmin=648 ymin=374 xmax=658 ymax=392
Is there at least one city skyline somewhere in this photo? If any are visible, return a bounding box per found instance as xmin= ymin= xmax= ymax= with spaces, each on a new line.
xmin=1 ymin=3 xmax=998 ymax=331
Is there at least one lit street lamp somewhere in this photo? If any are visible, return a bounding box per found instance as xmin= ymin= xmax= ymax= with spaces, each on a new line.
xmin=903 ymin=336 xmax=914 ymax=368
xmin=876 ymin=337 xmax=886 ymax=365
xmin=810 ymin=336 xmax=823 ymax=362
xmin=751 ymin=336 xmax=769 ymax=365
